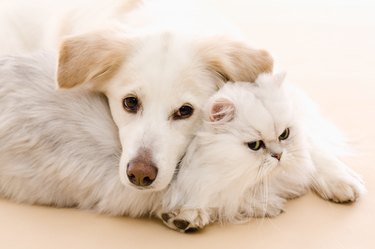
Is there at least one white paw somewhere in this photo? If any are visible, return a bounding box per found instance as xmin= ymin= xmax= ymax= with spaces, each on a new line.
xmin=250 ymin=197 xmax=286 ymax=218
xmin=160 ymin=208 xmax=211 ymax=233
xmin=279 ymin=186 xmax=308 ymax=200
xmin=312 ymin=168 xmax=365 ymax=203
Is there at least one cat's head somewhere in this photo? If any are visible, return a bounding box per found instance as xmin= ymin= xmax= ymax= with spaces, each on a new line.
xmin=200 ymin=73 xmax=310 ymax=185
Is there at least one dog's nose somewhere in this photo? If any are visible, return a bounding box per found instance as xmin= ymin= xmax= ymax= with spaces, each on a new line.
xmin=126 ymin=148 xmax=158 ymax=187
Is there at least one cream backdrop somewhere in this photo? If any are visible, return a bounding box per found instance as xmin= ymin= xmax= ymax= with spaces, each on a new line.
xmin=1 ymin=0 xmax=374 ymax=248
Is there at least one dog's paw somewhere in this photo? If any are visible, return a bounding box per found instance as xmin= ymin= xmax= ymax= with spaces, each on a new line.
xmin=312 ymin=167 xmax=366 ymax=203
xmin=160 ymin=208 xmax=211 ymax=233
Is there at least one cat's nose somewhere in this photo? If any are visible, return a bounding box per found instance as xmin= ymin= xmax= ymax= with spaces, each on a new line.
xmin=271 ymin=152 xmax=283 ymax=161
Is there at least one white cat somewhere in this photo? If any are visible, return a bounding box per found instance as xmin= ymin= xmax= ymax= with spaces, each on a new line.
xmin=160 ymin=73 xmax=365 ymax=232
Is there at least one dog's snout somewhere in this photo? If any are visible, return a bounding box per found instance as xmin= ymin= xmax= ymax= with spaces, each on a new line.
xmin=126 ymin=148 xmax=158 ymax=187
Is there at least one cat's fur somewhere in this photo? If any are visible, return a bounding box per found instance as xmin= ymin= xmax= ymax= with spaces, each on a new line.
xmin=160 ymin=73 xmax=365 ymax=232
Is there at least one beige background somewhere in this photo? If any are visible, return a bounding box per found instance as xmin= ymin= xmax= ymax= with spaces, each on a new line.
xmin=1 ymin=0 xmax=375 ymax=248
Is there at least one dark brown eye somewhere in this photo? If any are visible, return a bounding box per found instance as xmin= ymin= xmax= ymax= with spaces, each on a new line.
xmin=247 ymin=140 xmax=265 ymax=151
xmin=279 ymin=128 xmax=290 ymax=140
xmin=172 ymin=104 xmax=194 ymax=120
xmin=123 ymin=96 xmax=140 ymax=113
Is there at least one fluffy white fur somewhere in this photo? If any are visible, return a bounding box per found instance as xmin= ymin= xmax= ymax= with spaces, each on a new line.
xmin=0 ymin=54 xmax=365 ymax=232
xmin=159 ymin=73 xmax=366 ymax=232
xmin=0 ymin=53 xmax=163 ymax=217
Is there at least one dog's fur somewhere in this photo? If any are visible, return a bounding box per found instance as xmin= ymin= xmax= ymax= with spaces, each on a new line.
xmin=0 ymin=53 xmax=164 ymax=217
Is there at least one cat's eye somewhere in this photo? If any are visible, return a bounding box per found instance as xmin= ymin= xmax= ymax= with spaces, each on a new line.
xmin=247 ymin=140 xmax=265 ymax=151
xmin=172 ymin=104 xmax=194 ymax=120
xmin=123 ymin=95 xmax=140 ymax=113
xmin=279 ymin=128 xmax=290 ymax=140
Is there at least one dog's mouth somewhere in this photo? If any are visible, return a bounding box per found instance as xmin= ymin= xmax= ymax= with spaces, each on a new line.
xmin=131 ymin=185 xmax=156 ymax=191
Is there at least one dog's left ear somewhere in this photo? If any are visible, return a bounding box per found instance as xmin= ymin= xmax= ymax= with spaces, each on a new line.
xmin=198 ymin=37 xmax=273 ymax=83
xmin=57 ymin=31 xmax=131 ymax=91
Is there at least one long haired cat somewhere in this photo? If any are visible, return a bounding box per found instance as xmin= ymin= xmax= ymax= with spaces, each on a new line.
xmin=159 ymin=73 xmax=365 ymax=232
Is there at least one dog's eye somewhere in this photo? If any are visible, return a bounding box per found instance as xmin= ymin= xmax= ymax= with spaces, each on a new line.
xmin=123 ymin=96 xmax=140 ymax=113
xmin=279 ymin=128 xmax=290 ymax=141
xmin=172 ymin=104 xmax=194 ymax=120
xmin=247 ymin=140 xmax=265 ymax=151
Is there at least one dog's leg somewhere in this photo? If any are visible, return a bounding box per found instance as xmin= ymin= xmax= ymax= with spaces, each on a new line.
xmin=310 ymin=150 xmax=365 ymax=203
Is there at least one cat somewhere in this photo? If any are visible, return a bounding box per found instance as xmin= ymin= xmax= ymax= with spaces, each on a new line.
xmin=159 ymin=73 xmax=365 ymax=232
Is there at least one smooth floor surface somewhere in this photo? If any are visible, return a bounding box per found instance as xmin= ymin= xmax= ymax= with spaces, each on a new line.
xmin=1 ymin=1 xmax=374 ymax=248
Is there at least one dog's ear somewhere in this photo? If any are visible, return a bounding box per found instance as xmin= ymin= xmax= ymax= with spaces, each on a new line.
xmin=209 ymin=98 xmax=235 ymax=123
xmin=198 ymin=37 xmax=273 ymax=83
xmin=57 ymin=31 xmax=130 ymax=91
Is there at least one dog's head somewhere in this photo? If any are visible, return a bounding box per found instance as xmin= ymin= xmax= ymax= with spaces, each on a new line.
xmin=57 ymin=30 xmax=273 ymax=191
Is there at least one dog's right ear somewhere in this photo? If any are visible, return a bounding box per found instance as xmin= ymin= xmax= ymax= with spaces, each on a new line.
xmin=57 ymin=31 xmax=130 ymax=91
xmin=209 ymin=98 xmax=235 ymax=123
xmin=197 ymin=36 xmax=273 ymax=83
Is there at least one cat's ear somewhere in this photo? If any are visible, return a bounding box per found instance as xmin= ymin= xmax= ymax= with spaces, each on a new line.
xmin=273 ymin=71 xmax=287 ymax=87
xmin=209 ymin=98 xmax=235 ymax=123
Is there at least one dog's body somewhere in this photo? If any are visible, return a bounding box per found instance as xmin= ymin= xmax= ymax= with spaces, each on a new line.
xmin=0 ymin=53 xmax=162 ymax=217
